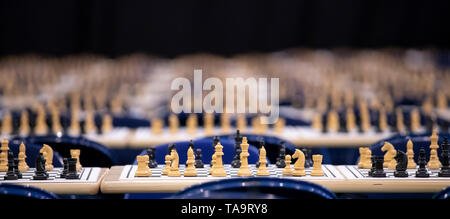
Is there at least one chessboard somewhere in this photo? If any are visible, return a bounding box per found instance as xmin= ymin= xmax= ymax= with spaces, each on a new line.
xmin=0 ymin=167 xmax=108 ymax=195
xmin=100 ymin=164 xmax=345 ymax=193
xmin=337 ymin=165 xmax=450 ymax=193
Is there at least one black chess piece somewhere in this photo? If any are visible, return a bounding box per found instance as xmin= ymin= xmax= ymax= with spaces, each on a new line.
xmin=13 ymin=158 xmax=22 ymax=179
xmin=194 ymin=148 xmax=204 ymax=168
xmin=438 ymin=137 xmax=450 ymax=177
xmin=256 ymin=140 xmax=268 ymax=168
xmin=4 ymin=152 xmax=18 ymax=180
xmin=302 ymin=148 xmax=313 ymax=168
xmin=275 ymin=144 xmax=286 ymax=168
xmin=368 ymin=156 xmax=376 ymax=177
xmin=147 ymin=148 xmax=158 ymax=168
xmin=65 ymin=158 xmax=79 ymax=179
xmin=372 ymin=156 xmax=386 ymax=177
xmin=210 ymin=136 xmax=220 ymax=166
xmin=416 ymin=148 xmax=430 ymax=177
xmin=394 ymin=150 xmax=408 ymax=177
xmin=33 ymin=153 xmax=49 ymax=180
xmin=231 ymin=131 xmax=242 ymax=168
xmin=60 ymin=158 xmax=68 ymax=178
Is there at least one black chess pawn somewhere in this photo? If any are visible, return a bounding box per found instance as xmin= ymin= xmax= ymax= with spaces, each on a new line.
xmin=210 ymin=136 xmax=220 ymax=166
xmin=194 ymin=148 xmax=204 ymax=168
xmin=394 ymin=150 xmax=408 ymax=177
xmin=65 ymin=158 xmax=79 ymax=179
xmin=60 ymin=158 xmax=68 ymax=178
xmin=235 ymin=130 xmax=242 ymax=143
xmin=438 ymin=137 xmax=450 ymax=177
xmin=4 ymin=155 xmax=18 ymax=180
xmin=231 ymin=147 xmax=241 ymax=168
xmin=33 ymin=153 xmax=49 ymax=180
xmin=368 ymin=156 xmax=376 ymax=177
xmin=147 ymin=148 xmax=158 ymax=168
xmin=372 ymin=156 xmax=386 ymax=177
xmin=276 ymin=145 xmax=286 ymax=168
xmin=231 ymin=131 xmax=242 ymax=168
xmin=302 ymin=148 xmax=313 ymax=168
xmin=416 ymin=148 xmax=430 ymax=177
xmin=13 ymin=158 xmax=22 ymax=179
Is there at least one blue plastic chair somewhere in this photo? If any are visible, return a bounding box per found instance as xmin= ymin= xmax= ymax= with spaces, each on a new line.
xmin=169 ymin=177 xmax=337 ymax=199
xmin=7 ymin=139 xmax=63 ymax=168
xmin=12 ymin=135 xmax=117 ymax=167
xmin=433 ymin=186 xmax=450 ymax=199
xmin=0 ymin=184 xmax=59 ymax=199
xmin=132 ymin=137 xmax=260 ymax=165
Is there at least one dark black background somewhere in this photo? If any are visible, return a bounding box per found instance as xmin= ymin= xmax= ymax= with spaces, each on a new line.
xmin=1 ymin=0 xmax=449 ymax=58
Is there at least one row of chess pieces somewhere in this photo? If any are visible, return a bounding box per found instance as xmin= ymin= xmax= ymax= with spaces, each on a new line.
xmin=0 ymin=107 xmax=287 ymax=137
xmin=1 ymin=104 xmax=445 ymax=140
xmin=1 ymin=51 xmax=448 ymax=114
xmin=311 ymin=101 xmax=446 ymax=134
xmin=357 ymin=130 xmax=450 ymax=177
xmin=135 ymin=134 xmax=325 ymax=177
xmin=0 ymin=108 xmax=115 ymax=137
xmin=0 ymin=139 xmax=83 ymax=180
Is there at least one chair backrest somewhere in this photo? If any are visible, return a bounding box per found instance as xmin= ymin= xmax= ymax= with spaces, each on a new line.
xmin=134 ymin=137 xmax=260 ymax=165
xmin=7 ymin=139 xmax=63 ymax=168
xmin=0 ymin=184 xmax=59 ymax=199
xmin=12 ymin=135 xmax=117 ymax=167
xmin=433 ymin=186 xmax=450 ymax=199
xmin=169 ymin=177 xmax=337 ymax=199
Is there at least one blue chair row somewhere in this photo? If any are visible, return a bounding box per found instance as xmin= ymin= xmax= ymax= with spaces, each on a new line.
xmin=3 ymin=180 xmax=450 ymax=199
xmin=0 ymin=184 xmax=58 ymax=199
xmin=169 ymin=177 xmax=337 ymax=199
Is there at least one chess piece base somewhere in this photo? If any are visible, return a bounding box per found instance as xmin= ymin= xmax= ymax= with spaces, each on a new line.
xmin=394 ymin=171 xmax=408 ymax=177
xmin=135 ymin=170 xmax=152 ymax=177
xmin=256 ymin=169 xmax=270 ymax=176
xmin=310 ymin=170 xmax=324 ymax=176
xmin=168 ymin=170 xmax=181 ymax=177
xmin=212 ymin=168 xmax=227 ymax=177
xmin=372 ymin=171 xmax=386 ymax=177
xmin=428 ymin=161 xmax=442 ymax=169
xmin=33 ymin=173 xmax=49 ymax=180
xmin=66 ymin=173 xmax=80 ymax=179
xmin=237 ymin=167 xmax=252 ymax=176
xmin=184 ymin=169 xmax=198 ymax=177
xmin=415 ymin=172 xmax=430 ymax=177
xmin=4 ymin=174 xmax=18 ymax=180
xmin=292 ymin=169 xmax=306 ymax=176
xmin=282 ymin=170 xmax=292 ymax=175
xmin=438 ymin=168 xmax=450 ymax=177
